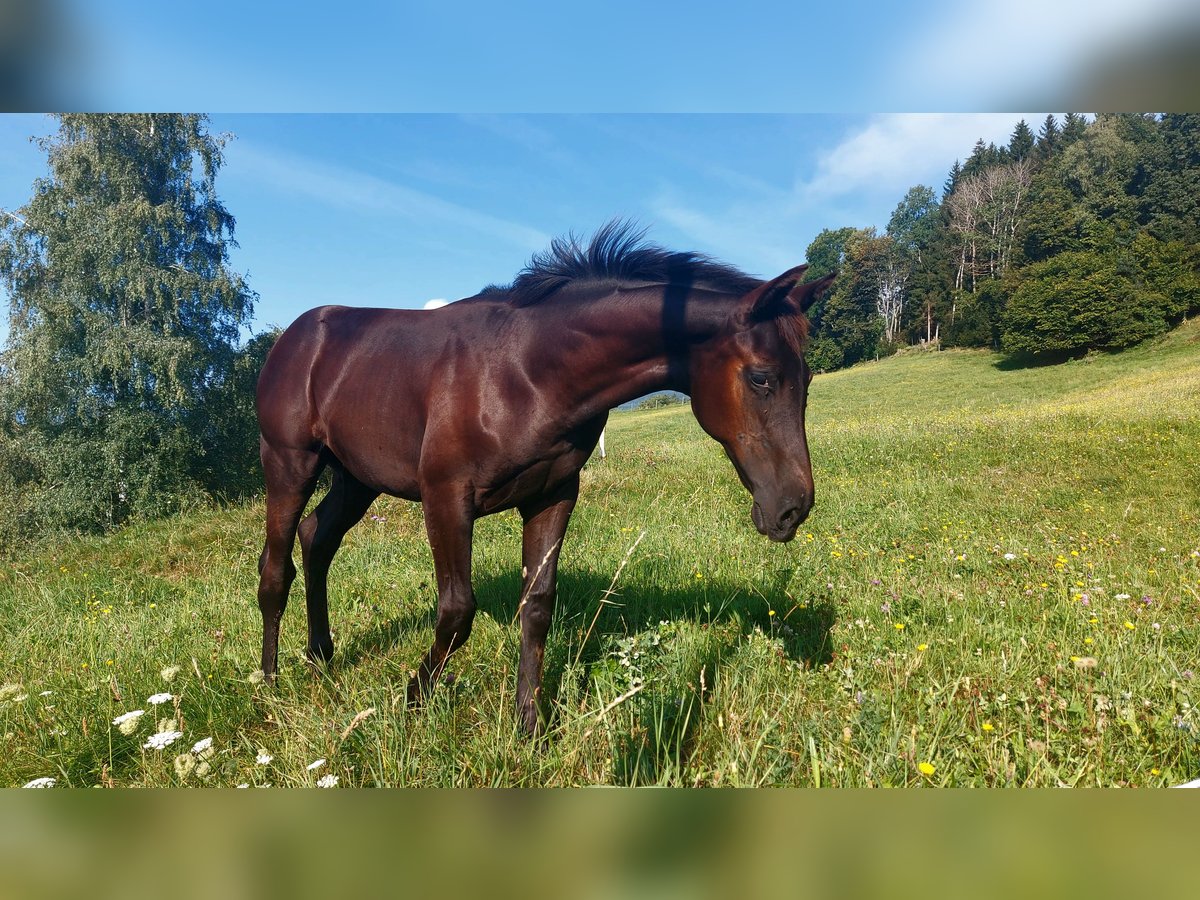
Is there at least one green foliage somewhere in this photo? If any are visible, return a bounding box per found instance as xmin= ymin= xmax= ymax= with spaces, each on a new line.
xmin=1002 ymin=251 xmax=1163 ymax=355
xmin=805 ymin=228 xmax=885 ymax=369
xmin=0 ymin=114 xmax=260 ymax=538
xmin=886 ymin=185 xmax=939 ymax=261
xmin=946 ymin=278 xmax=1007 ymax=350
xmin=633 ymin=392 xmax=688 ymax=411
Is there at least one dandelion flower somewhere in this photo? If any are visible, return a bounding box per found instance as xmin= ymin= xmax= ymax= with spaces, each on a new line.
xmin=316 ymin=774 xmax=339 ymax=788
xmin=147 ymin=692 xmax=172 ymax=705
xmin=143 ymin=730 xmax=183 ymax=750
xmin=1123 ymin=621 xmax=1136 ymax=631
xmin=23 ymin=777 xmax=56 ymax=788
xmin=982 ymin=723 xmax=995 ymax=733
xmin=112 ymin=709 xmax=145 ymax=735
xmin=918 ymin=761 xmax=936 ymax=776
xmin=160 ymin=665 xmax=181 ymax=682
xmin=256 ymin=751 xmax=274 ymax=766
xmin=894 ymin=623 xmax=905 ymax=631
xmin=917 ymin=643 xmax=928 ymax=652
xmin=306 ymin=758 xmax=326 ymax=772
xmin=191 ymin=737 xmax=213 ymax=755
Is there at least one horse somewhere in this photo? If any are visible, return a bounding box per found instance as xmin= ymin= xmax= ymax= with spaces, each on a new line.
xmin=255 ymin=222 xmax=834 ymax=734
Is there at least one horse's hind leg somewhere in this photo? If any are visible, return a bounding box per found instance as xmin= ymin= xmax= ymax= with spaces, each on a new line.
xmin=258 ymin=443 xmax=324 ymax=676
xmin=297 ymin=466 xmax=378 ymax=664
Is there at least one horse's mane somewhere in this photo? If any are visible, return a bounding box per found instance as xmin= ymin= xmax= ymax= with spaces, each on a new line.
xmin=487 ymin=221 xmax=764 ymax=308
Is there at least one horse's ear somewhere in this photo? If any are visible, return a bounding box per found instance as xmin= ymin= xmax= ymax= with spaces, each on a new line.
xmin=739 ymin=265 xmax=837 ymax=324
xmin=739 ymin=265 xmax=810 ymax=324
xmin=792 ymin=270 xmax=837 ymax=313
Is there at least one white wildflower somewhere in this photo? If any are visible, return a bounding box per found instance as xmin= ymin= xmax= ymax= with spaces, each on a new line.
xmin=236 ymin=783 xmax=250 ymax=789
xmin=306 ymin=758 xmax=326 ymax=771
xmin=0 ymin=683 xmax=23 ymax=701
xmin=39 ymin=690 xmax=53 ymax=697
xmin=143 ymin=730 xmax=183 ymax=750
xmin=191 ymin=737 xmax=213 ymax=755
xmin=1116 ymin=593 xmax=1131 ymax=600
xmin=316 ymin=774 xmax=339 ymax=788
xmin=1003 ymin=553 xmax=1017 ymax=561
xmin=160 ymin=665 xmax=182 ymax=682
xmin=23 ymin=777 xmax=56 ymax=788
xmin=147 ymin=692 xmax=172 ymax=705
xmin=174 ymin=753 xmax=196 ymax=778
xmin=112 ymin=709 xmax=145 ymax=735
xmin=256 ymin=751 xmax=274 ymax=766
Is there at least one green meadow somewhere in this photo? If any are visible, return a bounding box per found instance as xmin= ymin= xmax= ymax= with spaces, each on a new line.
xmin=3 ymin=322 xmax=1199 ymax=787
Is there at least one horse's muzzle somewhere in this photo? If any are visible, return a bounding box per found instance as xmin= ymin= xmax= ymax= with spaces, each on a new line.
xmin=751 ymin=498 xmax=810 ymax=543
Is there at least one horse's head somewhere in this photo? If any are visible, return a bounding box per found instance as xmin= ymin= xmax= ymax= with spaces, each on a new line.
xmin=690 ymin=266 xmax=835 ymax=543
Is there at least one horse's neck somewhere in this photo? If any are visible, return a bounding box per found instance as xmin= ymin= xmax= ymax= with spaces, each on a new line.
xmin=534 ymin=286 xmax=735 ymax=422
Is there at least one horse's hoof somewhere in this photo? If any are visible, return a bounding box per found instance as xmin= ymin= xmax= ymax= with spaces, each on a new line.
xmin=306 ymin=639 xmax=335 ymax=665
xmin=406 ymin=676 xmax=425 ymax=708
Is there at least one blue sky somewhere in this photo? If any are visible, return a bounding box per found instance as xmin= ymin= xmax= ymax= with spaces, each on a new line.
xmin=2 ymin=113 xmax=1037 ymax=336
xmin=45 ymin=1 xmax=1196 ymax=111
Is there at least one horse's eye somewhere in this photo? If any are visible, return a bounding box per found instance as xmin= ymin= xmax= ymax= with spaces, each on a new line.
xmin=748 ymin=371 xmax=770 ymax=389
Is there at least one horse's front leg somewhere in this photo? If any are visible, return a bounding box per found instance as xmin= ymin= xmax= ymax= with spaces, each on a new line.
xmin=516 ymin=476 xmax=579 ymax=735
xmin=407 ymin=489 xmax=477 ymax=706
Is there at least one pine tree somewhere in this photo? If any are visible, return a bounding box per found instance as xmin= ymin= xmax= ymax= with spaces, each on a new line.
xmin=1008 ymin=119 xmax=1035 ymax=161
xmin=0 ymin=114 xmax=258 ymax=532
xmin=1036 ymin=114 xmax=1060 ymax=158
xmin=1061 ymin=113 xmax=1088 ymax=145
xmin=943 ymin=160 xmax=962 ymax=200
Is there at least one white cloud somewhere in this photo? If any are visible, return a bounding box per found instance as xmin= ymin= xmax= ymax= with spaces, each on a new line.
xmin=654 ymin=114 xmax=1041 ymax=274
xmin=799 ymin=114 xmax=1030 ymax=201
xmin=422 ymin=298 xmax=449 ymax=309
xmin=227 ymin=142 xmax=550 ymax=253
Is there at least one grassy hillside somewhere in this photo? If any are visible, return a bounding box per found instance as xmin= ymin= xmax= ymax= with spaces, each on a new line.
xmin=3 ymin=322 xmax=1199 ymax=787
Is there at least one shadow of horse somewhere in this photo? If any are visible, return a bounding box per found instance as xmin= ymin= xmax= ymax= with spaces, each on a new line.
xmin=333 ymin=564 xmax=835 ymax=781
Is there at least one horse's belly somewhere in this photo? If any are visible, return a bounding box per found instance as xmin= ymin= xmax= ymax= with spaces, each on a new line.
xmin=324 ymin=432 xmax=423 ymax=501
xmin=475 ymin=451 xmax=587 ymax=515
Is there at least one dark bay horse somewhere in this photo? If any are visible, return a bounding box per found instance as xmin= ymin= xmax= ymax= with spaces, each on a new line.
xmin=255 ymin=223 xmax=834 ymax=733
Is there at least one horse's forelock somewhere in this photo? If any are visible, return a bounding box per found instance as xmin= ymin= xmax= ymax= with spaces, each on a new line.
xmin=776 ymin=309 xmax=810 ymax=358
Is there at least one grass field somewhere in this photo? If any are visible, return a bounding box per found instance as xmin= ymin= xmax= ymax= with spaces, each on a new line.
xmin=3 ymin=321 xmax=1199 ymax=787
